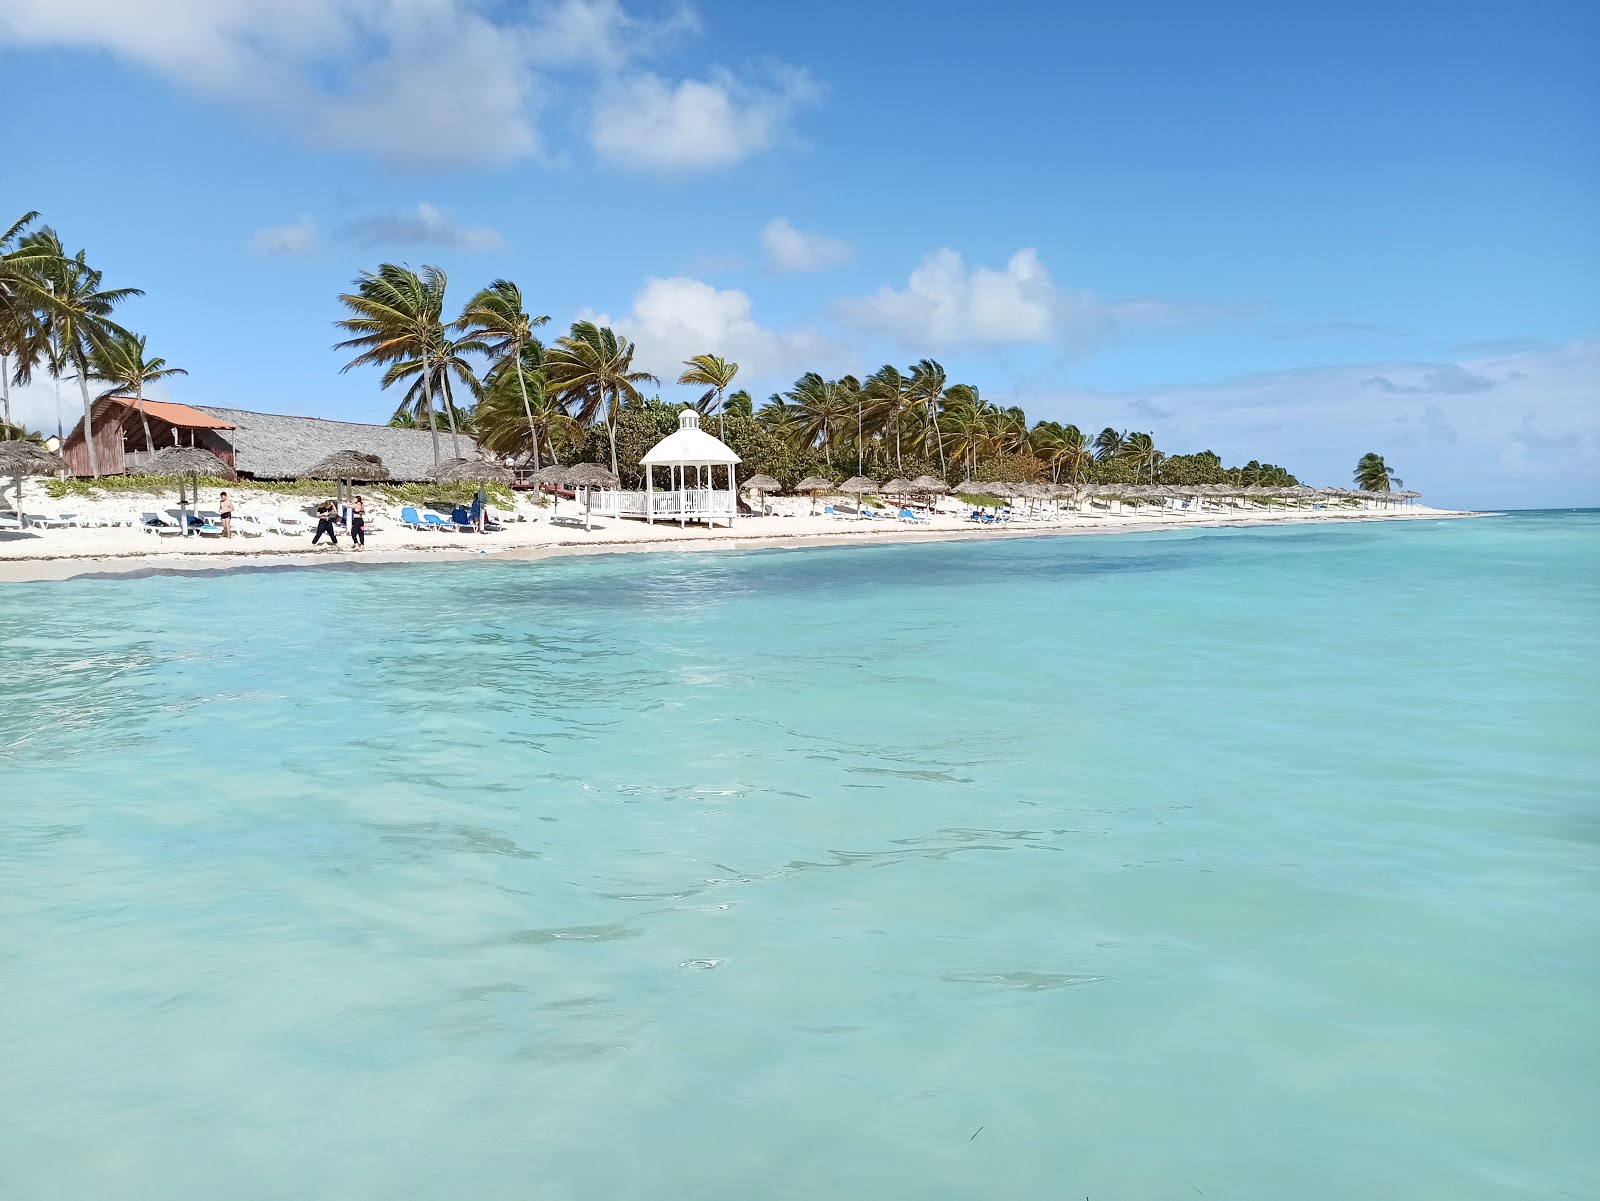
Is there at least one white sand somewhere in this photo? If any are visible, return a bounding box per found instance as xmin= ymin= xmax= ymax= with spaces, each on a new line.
xmin=0 ymin=479 xmax=1478 ymax=583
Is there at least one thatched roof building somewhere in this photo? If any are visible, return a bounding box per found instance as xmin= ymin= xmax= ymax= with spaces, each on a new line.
xmin=195 ymin=407 xmax=476 ymax=482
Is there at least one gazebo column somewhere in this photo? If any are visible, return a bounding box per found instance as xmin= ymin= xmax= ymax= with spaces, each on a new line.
xmin=678 ymin=463 xmax=686 ymax=528
xmin=646 ymin=463 xmax=654 ymax=524
xmin=729 ymin=463 xmax=737 ymax=527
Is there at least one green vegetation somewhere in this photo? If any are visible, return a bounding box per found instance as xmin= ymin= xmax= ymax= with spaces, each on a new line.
xmin=43 ymin=474 xmax=512 ymax=507
xmin=1354 ymin=452 xmax=1402 ymax=492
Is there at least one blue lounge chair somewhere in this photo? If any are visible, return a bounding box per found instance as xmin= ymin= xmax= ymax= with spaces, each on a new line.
xmin=899 ymin=508 xmax=930 ymax=524
xmin=423 ymin=513 xmax=464 ymax=532
xmin=399 ymin=506 xmax=434 ymax=531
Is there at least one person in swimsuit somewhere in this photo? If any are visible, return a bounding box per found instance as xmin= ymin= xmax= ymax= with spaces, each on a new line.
xmin=349 ymin=495 xmax=366 ymax=548
xmin=218 ymin=491 xmax=234 ymax=538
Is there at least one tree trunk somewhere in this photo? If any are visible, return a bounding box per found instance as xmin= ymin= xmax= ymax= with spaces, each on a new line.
xmin=76 ymin=363 xmax=100 ymax=477
xmin=514 ymin=338 xmax=539 ymax=465
xmin=1 ymin=353 xmax=10 ymax=428
xmin=440 ymin=373 xmax=463 ymax=459
xmin=135 ymin=378 xmax=154 ymax=460
xmin=420 ymin=346 xmax=441 ymax=467
xmin=605 ymin=388 xmax=620 ymax=478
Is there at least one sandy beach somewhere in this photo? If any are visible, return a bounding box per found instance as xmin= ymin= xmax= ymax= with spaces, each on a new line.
xmin=0 ymin=479 xmax=1478 ymax=583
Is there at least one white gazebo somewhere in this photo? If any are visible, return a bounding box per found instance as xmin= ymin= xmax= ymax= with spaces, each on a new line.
xmin=639 ymin=409 xmax=741 ymax=527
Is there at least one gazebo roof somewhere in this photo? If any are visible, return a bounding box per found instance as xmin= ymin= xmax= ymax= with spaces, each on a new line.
xmin=641 ymin=409 xmax=742 ymax=467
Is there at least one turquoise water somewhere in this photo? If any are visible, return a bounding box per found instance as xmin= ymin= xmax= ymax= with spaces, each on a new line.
xmin=2 ymin=513 xmax=1597 ymax=1199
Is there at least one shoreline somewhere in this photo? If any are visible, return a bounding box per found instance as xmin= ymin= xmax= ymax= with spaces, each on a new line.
xmin=0 ymin=506 xmax=1485 ymax=583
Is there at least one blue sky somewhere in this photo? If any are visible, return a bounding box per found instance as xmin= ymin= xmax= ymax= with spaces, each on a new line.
xmin=3 ymin=0 xmax=1596 ymax=507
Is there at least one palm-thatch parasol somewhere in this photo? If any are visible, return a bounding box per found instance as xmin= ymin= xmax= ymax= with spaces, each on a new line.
xmin=302 ymin=450 xmax=389 ymax=518
xmin=740 ymin=473 xmax=781 ymax=514
xmin=837 ymin=475 xmax=877 ymax=518
xmin=911 ymin=474 xmax=949 ymax=495
xmin=794 ymin=475 xmax=836 ymax=515
xmin=547 ymin=462 xmax=619 ymax=530
xmin=0 ymin=440 xmax=67 ymax=521
xmin=882 ymin=477 xmax=913 ymax=496
xmin=146 ymin=446 xmax=236 ymax=534
xmin=431 ymin=456 xmax=513 ymax=485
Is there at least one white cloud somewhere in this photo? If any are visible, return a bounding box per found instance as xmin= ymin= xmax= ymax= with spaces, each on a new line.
xmin=0 ymin=0 xmax=813 ymax=172
xmin=249 ymin=217 xmax=317 ymax=259
xmin=583 ymin=275 xmax=850 ymax=385
xmin=760 ymin=218 xmax=854 ymax=273
xmin=590 ymin=65 xmax=821 ymax=172
xmin=1023 ymin=338 xmax=1600 ymax=509
xmin=337 ymin=203 xmax=504 ymax=252
xmin=834 ymin=247 xmax=1259 ymax=352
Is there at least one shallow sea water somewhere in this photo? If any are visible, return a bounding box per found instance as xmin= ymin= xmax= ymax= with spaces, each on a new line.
xmin=2 ymin=513 xmax=1597 ymax=1200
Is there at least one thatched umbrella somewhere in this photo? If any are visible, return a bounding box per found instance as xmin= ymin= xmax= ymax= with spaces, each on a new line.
xmin=0 ymin=440 xmax=66 ymax=522
xmin=550 ymin=462 xmax=619 ymax=530
xmin=146 ymin=446 xmax=235 ymax=534
xmin=302 ymin=450 xmax=389 ymax=521
xmin=882 ymin=477 xmax=914 ymax=497
xmin=911 ymin=474 xmax=948 ymax=495
xmin=741 ymin=473 xmax=781 ymax=514
xmin=838 ymin=475 xmax=877 ymax=518
xmin=431 ymin=456 xmax=513 ymax=485
xmin=794 ymin=475 xmax=836 ymax=515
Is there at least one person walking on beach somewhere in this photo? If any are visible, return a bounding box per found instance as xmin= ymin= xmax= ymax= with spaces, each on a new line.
xmin=349 ymin=495 xmax=366 ymax=549
xmin=312 ymin=498 xmax=341 ymax=547
xmin=218 ymin=491 xmax=234 ymax=539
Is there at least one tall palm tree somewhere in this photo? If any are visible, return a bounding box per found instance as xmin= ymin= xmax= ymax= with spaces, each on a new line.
xmin=475 ymin=359 xmax=579 ymax=464
xmin=1353 ymin=452 xmax=1402 ymax=492
xmin=0 ymin=211 xmax=51 ymax=431
xmin=1031 ymin=422 xmax=1091 ymax=483
xmin=1122 ymin=431 xmax=1163 ymax=482
xmin=1094 ymin=427 xmax=1127 ymax=462
xmin=756 ymin=393 xmax=804 ymax=445
xmin=91 ymin=331 xmax=186 ymax=456
xmin=864 ymin=364 xmax=914 ymax=468
xmin=458 ymin=279 xmax=548 ymax=463
xmin=334 ymin=263 xmax=455 ymax=466
xmin=906 ymin=358 xmax=950 ymax=473
xmin=677 ymin=353 xmax=739 ymax=439
xmin=382 ymin=331 xmax=484 ymax=442
xmin=543 ymin=321 xmax=657 ymax=476
xmin=20 ymin=229 xmax=140 ymax=476
xmin=724 ymin=389 xmax=754 ymax=417
xmin=786 ymin=372 xmax=858 ymax=466
xmin=940 ymin=385 xmax=995 ymax=476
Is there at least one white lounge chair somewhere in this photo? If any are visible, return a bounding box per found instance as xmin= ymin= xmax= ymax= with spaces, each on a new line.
xmin=276 ymin=511 xmax=312 ymax=533
xmin=0 ymin=512 xmax=24 ymax=531
xmin=141 ymin=511 xmax=184 ymax=536
xmin=231 ymin=514 xmax=266 ymax=537
xmin=24 ymin=513 xmax=71 ymax=529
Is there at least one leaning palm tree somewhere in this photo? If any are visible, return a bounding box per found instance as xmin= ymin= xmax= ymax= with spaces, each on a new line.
xmin=458 ymin=279 xmax=548 ymax=462
xmin=1094 ymin=426 xmax=1127 ymax=462
xmin=543 ymin=321 xmax=657 ymax=477
xmin=20 ymin=229 xmax=141 ymax=476
xmin=382 ymin=331 xmax=484 ymax=446
xmin=786 ymin=372 xmax=857 ymax=467
xmin=723 ymin=388 xmax=754 ymax=417
xmin=863 ymin=364 xmax=914 ymax=468
xmin=334 ymin=263 xmax=454 ymax=466
xmin=91 ymin=332 xmax=186 ymax=457
xmin=677 ymin=353 xmax=739 ymax=439
xmin=1122 ymin=431 xmax=1164 ymax=483
xmin=905 ymin=359 xmax=950 ymax=473
xmin=475 ymin=365 xmax=579 ymax=465
xmin=1353 ymin=452 xmax=1402 ymax=492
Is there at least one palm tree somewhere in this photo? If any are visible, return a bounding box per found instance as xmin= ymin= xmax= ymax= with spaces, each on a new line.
xmin=1094 ymin=427 xmax=1127 ymax=461
xmin=1353 ymin=452 xmax=1402 ymax=492
xmin=543 ymin=321 xmax=657 ymax=476
xmin=475 ymin=359 xmax=580 ymax=464
xmin=0 ymin=211 xmax=51 ymax=431
xmin=724 ymin=389 xmax=754 ymax=417
xmin=334 ymin=263 xmax=456 ymax=466
xmin=677 ymin=354 xmax=739 ymax=439
xmin=863 ymin=365 xmax=915 ymax=468
xmin=458 ymin=279 xmax=548 ymax=464
xmin=382 ymin=331 xmax=484 ymax=442
xmin=1122 ymin=431 xmax=1164 ymax=482
xmin=91 ymin=331 xmax=186 ymax=456
xmin=940 ymin=385 xmax=995 ymax=476
xmin=906 ymin=359 xmax=950 ymax=473
xmin=20 ymin=229 xmax=140 ymax=476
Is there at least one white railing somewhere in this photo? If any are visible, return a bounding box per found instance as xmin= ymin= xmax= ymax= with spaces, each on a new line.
xmin=577 ymin=488 xmax=737 ymax=521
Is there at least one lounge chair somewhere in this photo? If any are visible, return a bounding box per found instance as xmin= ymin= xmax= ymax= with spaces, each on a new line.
xmin=0 ymin=512 xmax=24 ymax=531
xmin=399 ymin=506 xmax=434 ymax=531
xmin=232 ymin=514 xmax=266 ymax=537
xmin=423 ymin=512 xmax=465 ymax=532
xmin=899 ymin=508 xmax=930 ymax=523
xmin=24 ymin=513 xmax=71 ymax=529
xmin=141 ymin=512 xmax=184 ymax=536
xmin=276 ymin=511 xmax=312 ymax=533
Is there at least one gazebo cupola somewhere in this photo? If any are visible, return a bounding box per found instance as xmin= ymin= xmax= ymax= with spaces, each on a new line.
xmin=639 ymin=408 xmax=741 ymax=527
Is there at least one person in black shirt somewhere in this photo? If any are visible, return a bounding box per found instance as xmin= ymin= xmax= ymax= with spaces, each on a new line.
xmin=312 ymin=498 xmax=341 ymax=547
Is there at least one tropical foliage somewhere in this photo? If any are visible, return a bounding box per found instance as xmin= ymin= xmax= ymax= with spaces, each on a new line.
xmin=1353 ymin=452 xmax=1402 ymax=492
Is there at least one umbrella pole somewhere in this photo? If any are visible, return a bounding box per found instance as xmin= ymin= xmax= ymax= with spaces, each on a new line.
xmin=585 ymin=487 xmax=592 ymax=532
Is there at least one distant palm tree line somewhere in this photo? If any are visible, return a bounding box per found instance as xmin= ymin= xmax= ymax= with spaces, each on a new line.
xmin=2 ymin=227 xmax=1387 ymax=490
